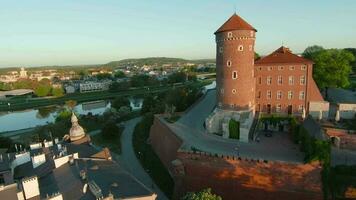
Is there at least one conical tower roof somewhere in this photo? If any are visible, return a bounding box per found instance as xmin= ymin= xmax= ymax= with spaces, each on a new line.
xmin=215 ymin=13 xmax=257 ymax=34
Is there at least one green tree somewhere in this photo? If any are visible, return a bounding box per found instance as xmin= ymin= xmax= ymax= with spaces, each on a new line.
xmin=302 ymin=45 xmax=324 ymax=59
xmin=141 ymin=95 xmax=157 ymax=114
xmin=114 ymin=71 xmax=126 ymax=78
xmin=182 ymin=188 xmax=222 ymax=200
xmin=255 ymin=52 xmax=261 ymax=60
xmin=52 ymin=87 xmax=64 ymax=97
xmin=55 ymin=109 xmax=72 ymax=123
xmin=228 ymin=119 xmax=240 ymax=139
xmin=34 ymin=78 xmax=52 ymax=97
xmin=168 ymin=71 xmax=187 ymax=84
xmin=101 ymin=121 xmax=120 ymax=139
xmin=111 ymin=97 xmax=130 ymax=110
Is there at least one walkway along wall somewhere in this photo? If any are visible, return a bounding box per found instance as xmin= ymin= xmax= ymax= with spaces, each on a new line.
xmin=149 ymin=116 xmax=323 ymax=200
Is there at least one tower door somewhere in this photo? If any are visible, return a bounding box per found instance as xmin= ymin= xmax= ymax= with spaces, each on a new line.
xmin=288 ymin=105 xmax=293 ymax=115
xmin=267 ymin=104 xmax=271 ymax=114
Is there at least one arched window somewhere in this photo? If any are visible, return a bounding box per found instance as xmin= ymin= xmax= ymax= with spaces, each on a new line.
xmin=232 ymin=89 xmax=237 ymax=94
xmin=228 ymin=32 xmax=233 ymax=38
xmin=232 ymin=71 xmax=238 ymax=79
xmin=227 ymin=60 xmax=232 ymax=67
xmin=238 ymin=45 xmax=243 ymax=51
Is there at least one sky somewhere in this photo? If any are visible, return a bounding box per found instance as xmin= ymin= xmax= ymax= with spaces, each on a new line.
xmin=0 ymin=0 xmax=355 ymax=68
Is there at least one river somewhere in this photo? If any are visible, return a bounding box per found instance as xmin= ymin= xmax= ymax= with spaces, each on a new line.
xmin=0 ymin=101 xmax=111 ymax=132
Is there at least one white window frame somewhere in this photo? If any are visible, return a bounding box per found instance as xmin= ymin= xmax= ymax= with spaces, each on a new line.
xmin=301 ymin=65 xmax=307 ymax=70
xmin=238 ymin=45 xmax=243 ymax=51
xmin=232 ymin=71 xmax=238 ymax=79
xmin=267 ymin=76 xmax=272 ymax=85
xmin=289 ymin=66 xmax=295 ymax=70
xmin=278 ymin=66 xmax=284 ymax=70
xmin=298 ymin=105 xmax=304 ymax=112
xmin=300 ymin=75 xmax=306 ymax=85
xmin=277 ymin=76 xmax=283 ymax=85
xmin=299 ymin=91 xmax=305 ymax=100
xmin=289 ymin=76 xmax=294 ymax=85
xmin=288 ymin=91 xmax=293 ymax=99
xmin=228 ymin=32 xmax=233 ymax=38
xmin=227 ymin=60 xmax=232 ymax=67
xmin=277 ymin=91 xmax=282 ymax=100
xmin=276 ymin=104 xmax=282 ymax=112
xmin=219 ymin=46 xmax=223 ymax=53
xmin=232 ymin=89 xmax=237 ymax=94
xmin=267 ymin=90 xmax=272 ymax=99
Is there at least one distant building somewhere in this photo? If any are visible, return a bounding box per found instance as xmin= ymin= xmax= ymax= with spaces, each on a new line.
xmin=79 ymin=81 xmax=111 ymax=93
xmin=64 ymin=85 xmax=76 ymax=94
xmin=19 ymin=67 xmax=28 ymax=79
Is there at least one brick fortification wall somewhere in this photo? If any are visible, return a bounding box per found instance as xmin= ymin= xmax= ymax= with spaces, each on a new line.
xmin=149 ymin=116 xmax=323 ymax=200
xmin=173 ymin=151 xmax=323 ymax=200
xmin=149 ymin=116 xmax=183 ymax=171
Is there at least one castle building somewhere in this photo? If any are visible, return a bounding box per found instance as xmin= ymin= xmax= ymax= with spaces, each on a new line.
xmin=206 ymin=13 xmax=329 ymax=141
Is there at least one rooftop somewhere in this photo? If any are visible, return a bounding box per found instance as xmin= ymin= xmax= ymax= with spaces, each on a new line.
xmin=215 ymin=13 xmax=256 ymax=34
xmin=255 ymin=46 xmax=313 ymax=65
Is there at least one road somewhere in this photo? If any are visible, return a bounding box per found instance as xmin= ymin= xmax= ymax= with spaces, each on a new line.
xmin=165 ymin=89 xmax=304 ymax=163
xmin=117 ymin=118 xmax=168 ymax=200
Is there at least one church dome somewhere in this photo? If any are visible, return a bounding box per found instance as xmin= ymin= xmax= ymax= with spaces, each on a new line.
xmin=69 ymin=113 xmax=86 ymax=141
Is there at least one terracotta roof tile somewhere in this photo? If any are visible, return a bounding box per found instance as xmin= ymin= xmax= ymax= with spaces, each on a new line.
xmin=215 ymin=13 xmax=256 ymax=34
xmin=255 ymin=46 xmax=313 ymax=65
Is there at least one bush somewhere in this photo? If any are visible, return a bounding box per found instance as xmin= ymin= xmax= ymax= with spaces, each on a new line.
xmin=101 ymin=121 xmax=120 ymax=139
xmin=182 ymin=188 xmax=222 ymax=200
xmin=111 ymin=97 xmax=130 ymax=110
xmin=52 ymin=87 xmax=64 ymax=97
xmin=229 ymin=119 xmax=240 ymax=139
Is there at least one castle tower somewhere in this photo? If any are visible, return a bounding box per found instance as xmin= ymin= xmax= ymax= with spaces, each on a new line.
xmin=215 ymin=14 xmax=257 ymax=111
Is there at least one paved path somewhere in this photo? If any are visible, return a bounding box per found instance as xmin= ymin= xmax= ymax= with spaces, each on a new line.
xmin=117 ymin=118 xmax=168 ymax=200
xmin=165 ymin=89 xmax=303 ymax=163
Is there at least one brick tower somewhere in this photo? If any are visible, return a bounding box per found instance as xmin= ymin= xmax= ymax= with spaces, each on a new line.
xmin=206 ymin=13 xmax=257 ymax=142
xmin=215 ymin=13 xmax=257 ymax=111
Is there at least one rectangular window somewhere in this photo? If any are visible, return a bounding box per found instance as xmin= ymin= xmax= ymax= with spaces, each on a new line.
xmin=299 ymin=91 xmax=305 ymax=100
xmin=232 ymin=71 xmax=238 ymax=79
xmin=277 ymin=91 xmax=282 ymax=99
xmin=276 ymin=104 xmax=282 ymax=112
xmin=267 ymin=76 xmax=272 ymax=85
xmin=301 ymin=65 xmax=307 ymax=70
xmin=300 ymin=75 xmax=306 ymax=85
xmin=299 ymin=105 xmax=304 ymax=112
xmin=277 ymin=76 xmax=283 ymax=85
xmin=267 ymin=90 xmax=272 ymax=99
xmin=289 ymin=76 xmax=294 ymax=85
xmin=289 ymin=66 xmax=295 ymax=70
xmin=278 ymin=66 xmax=284 ymax=70
xmin=288 ymin=91 xmax=293 ymax=99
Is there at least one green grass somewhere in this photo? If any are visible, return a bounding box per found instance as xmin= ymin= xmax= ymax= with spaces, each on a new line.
xmin=133 ymin=114 xmax=174 ymax=198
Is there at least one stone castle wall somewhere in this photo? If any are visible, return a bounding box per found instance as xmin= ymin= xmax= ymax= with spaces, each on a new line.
xmin=173 ymin=151 xmax=323 ymax=200
xmin=149 ymin=116 xmax=323 ymax=200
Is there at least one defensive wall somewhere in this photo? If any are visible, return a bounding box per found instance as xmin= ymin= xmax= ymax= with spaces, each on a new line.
xmin=149 ymin=115 xmax=323 ymax=200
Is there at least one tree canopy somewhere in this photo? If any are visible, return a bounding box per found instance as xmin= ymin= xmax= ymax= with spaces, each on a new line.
xmin=182 ymin=188 xmax=222 ymax=200
xmin=302 ymin=46 xmax=355 ymax=89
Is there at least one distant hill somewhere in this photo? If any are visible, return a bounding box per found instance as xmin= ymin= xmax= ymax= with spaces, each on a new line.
xmin=103 ymin=57 xmax=215 ymax=68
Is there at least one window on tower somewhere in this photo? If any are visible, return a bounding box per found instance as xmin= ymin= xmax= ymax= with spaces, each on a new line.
xmin=232 ymin=71 xmax=238 ymax=79
xmin=227 ymin=60 xmax=232 ymax=67
xmin=219 ymin=46 xmax=223 ymax=53
xmin=238 ymin=45 xmax=243 ymax=51
xmin=228 ymin=32 xmax=233 ymax=38
xmin=257 ymin=91 xmax=261 ymax=98
xmin=258 ymin=77 xmax=262 ymax=84
xmin=232 ymin=89 xmax=237 ymax=94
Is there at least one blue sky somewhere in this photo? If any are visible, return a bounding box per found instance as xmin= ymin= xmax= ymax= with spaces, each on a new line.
xmin=0 ymin=0 xmax=355 ymax=67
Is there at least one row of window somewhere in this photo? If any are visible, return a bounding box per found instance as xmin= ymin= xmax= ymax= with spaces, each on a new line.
xmin=227 ymin=31 xmax=255 ymax=38
xmin=257 ymin=65 xmax=307 ymax=71
xmin=269 ymin=104 xmax=304 ymax=112
xmin=219 ymin=44 xmax=253 ymax=54
xmin=259 ymin=75 xmax=306 ymax=85
xmin=257 ymin=90 xmax=305 ymax=100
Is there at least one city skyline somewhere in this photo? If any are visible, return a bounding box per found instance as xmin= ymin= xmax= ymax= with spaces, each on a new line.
xmin=0 ymin=0 xmax=356 ymax=68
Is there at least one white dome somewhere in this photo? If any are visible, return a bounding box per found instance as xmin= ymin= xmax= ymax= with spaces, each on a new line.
xmin=69 ymin=113 xmax=86 ymax=141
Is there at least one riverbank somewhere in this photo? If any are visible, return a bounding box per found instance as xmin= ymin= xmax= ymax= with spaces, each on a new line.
xmin=0 ymin=80 xmax=212 ymax=112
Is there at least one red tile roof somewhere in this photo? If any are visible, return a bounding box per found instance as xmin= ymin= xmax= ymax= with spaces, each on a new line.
xmin=255 ymin=46 xmax=313 ymax=65
xmin=309 ymin=78 xmax=324 ymax=102
xmin=215 ymin=13 xmax=257 ymax=34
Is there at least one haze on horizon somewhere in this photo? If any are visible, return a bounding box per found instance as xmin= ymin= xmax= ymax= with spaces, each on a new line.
xmin=0 ymin=0 xmax=355 ymax=68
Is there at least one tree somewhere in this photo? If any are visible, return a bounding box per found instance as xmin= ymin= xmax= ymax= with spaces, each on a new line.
xmin=141 ymin=95 xmax=157 ymax=114
xmin=101 ymin=121 xmax=120 ymax=139
xmin=65 ymin=100 xmax=77 ymax=110
xmin=109 ymin=81 xmax=131 ymax=92
xmin=229 ymin=119 xmax=240 ymax=139
xmin=114 ymin=71 xmax=126 ymax=78
xmin=55 ymin=109 xmax=72 ymax=123
xmin=95 ymin=73 xmax=112 ymax=80
xmin=255 ymin=52 xmax=261 ymax=60
xmin=168 ymin=71 xmax=187 ymax=84
xmin=111 ymin=97 xmax=130 ymax=110
xmin=52 ymin=87 xmax=64 ymax=97
xmin=302 ymin=45 xmax=325 ymax=60
xmin=182 ymin=188 xmax=222 ymax=200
